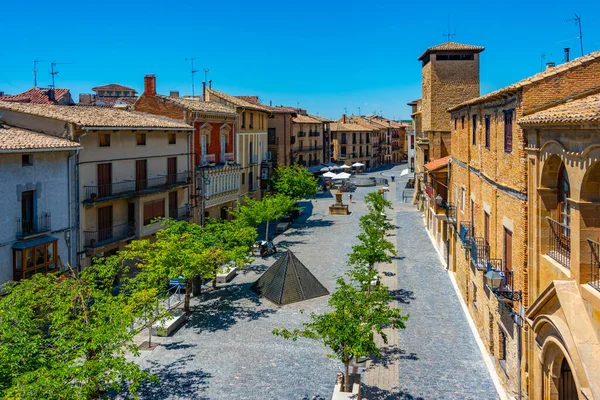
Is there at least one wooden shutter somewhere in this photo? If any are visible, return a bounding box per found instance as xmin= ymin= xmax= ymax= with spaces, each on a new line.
xmin=97 ymin=163 xmax=112 ymax=198
xmin=98 ymin=206 xmax=113 ymax=241
xmin=167 ymin=157 xmax=177 ymax=184
xmin=153 ymin=199 xmax=164 ymax=219
xmin=504 ymin=111 xmax=513 ymax=153
xmin=143 ymin=202 xmax=153 ymax=225
xmin=136 ymin=160 xmax=147 ymax=190
xmin=485 ymin=115 xmax=491 ymax=149
xmin=169 ymin=191 xmax=178 ymax=218
xmin=504 ymin=228 xmax=513 ymax=271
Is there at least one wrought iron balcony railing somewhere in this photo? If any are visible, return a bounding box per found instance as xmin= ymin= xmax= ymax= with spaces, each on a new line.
xmin=309 ymin=131 xmax=320 ymax=137
xmin=588 ymin=239 xmax=600 ymax=292
xmin=547 ymin=217 xmax=570 ymax=268
xmin=84 ymin=172 xmax=190 ymax=202
xmin=486 ymin=258 xmax=520 ymax=302
xmin=296 ymin=146 xmax=324 ymax=152
xmin=459 ymin=222 xmax=473 ymax=246
xmin=446 ymin=204 xmax=457 ymax=225
xmin=297 ymin=131 xmax=307 ymax=137
xmin=16 ymin=213 xmax=51 ymax=238
xmin=169 ymin=205 xmax=193 ymax=221
xmin=470 ymin=237 xmax=490 ymax=271
xmin=84 ymin=223 xmax=135 ymax=249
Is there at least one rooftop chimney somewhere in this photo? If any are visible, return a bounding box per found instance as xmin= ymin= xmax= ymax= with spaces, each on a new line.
xmin=208 ymin=80 xmax=212 ymax=89
xmin=202 ymin=81 xmax=206 ymax=100
xmin=169 ymin=91 xmax=179 ymax=98
xmin=47 ymin=89 xmax=56 ymax=102
xmin=144 ymin=74 xmax=156 ymax=97
xmin=564 ymin=48 xmax=570 ymax=62
xmin=342 ymin=114 xmax=347 ymax=123
xmin=546 ymin=62 xmax=556 ymax=70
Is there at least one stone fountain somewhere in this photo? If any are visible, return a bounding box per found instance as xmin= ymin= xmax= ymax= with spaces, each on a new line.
xmin=329 ymin=188 xmax=349 ymax=215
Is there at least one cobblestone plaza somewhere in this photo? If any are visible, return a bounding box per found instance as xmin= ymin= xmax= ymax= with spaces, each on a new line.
xmin=131 ymin=166 xmax=499 ymax=399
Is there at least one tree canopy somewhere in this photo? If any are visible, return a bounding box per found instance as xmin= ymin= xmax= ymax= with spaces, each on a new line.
xmin=233 ymin=194 xmax=295 ymax=240
xmin=271 ymin=165 xmax=318 ymax=201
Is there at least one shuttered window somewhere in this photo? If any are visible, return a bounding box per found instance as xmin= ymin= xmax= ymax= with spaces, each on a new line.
xmin=485 ymin=115 xmax=491 ymax=149
xmin=472 ymin=114 xmax=477 ymax=145
xmin=504 ymin=110 xmax=513 ymax=153
xmin=143 ymin=199 xmax=165 ymax=225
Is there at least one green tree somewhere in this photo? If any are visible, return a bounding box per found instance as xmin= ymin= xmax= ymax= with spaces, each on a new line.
xmin=273 ymin=266 xmax=408 ymax=392
xmin=348 ymin=222 xmax=397 ymax=270
xmin=0 ymin=262 xmax=155 ymax=399
xmin=233 ymin=194 xmax=295 ymax=241
xmin=126 ymin=219 xmax=215 ymax=313
xmin=364 ymin=191 xmax=392 ymax=215
xmin=271 ymin=165 xmax=318 ymax=201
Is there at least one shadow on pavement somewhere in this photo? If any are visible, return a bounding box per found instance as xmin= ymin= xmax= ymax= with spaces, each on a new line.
xmin=161 ymin=340 xmax=197 ymax=351
xmin=187 ymin=283 xmax=277 ymax=333
xmin=136 ymin=355 xmax=211 ymax=399
xmin=388 ymin=288 xmax=416 ymax=304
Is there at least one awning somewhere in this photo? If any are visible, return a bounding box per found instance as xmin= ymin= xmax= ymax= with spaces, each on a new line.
xmin=12 ymin=235 xmax=58 ymax=249
xmin=424 ymin=155 xmax=451 ymax=172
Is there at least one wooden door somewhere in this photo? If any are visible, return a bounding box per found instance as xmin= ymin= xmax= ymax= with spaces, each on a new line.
xmin=169 ymin=191 xmax=178 ymax=219
xmin=167 ymin=157 xmax=177 ymax=185
xmin=127 ymin=203 xmax=135 ymax=227
xmin=97 ymin=163 xmax=112 ymax=198
xmin=504 ymin=228 xmax=513 ymax=271
xmin=21 ymin=190 xmax=35 ymax=234
xmin=98 ymin=206 xmax=113 ymax=242
xmin=136 ymin=160 xmax=147 ymax=191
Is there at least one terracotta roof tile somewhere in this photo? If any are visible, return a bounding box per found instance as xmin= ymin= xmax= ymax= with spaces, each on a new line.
xmin=292 ymin=114 xmax=322 ymax=124
xmin=0 ymin=88 xmax=71 ymax=104
xmin=92 ymin=83 xmax=137 ymax=93
xmin=0 ymin=124 xmax=80 ymax=151
xmin=206 ymin=88 xmax=270 ymax=112
xmin=418 ymin=42 xmax=484 ymax=60
xmin=153 ymin=95 xmax=237 ymax=115
xmin=449 ymin=49 xmax=600 ymax=111
xmin=518 ymin=92 xmax=600 ymax=126
xmin=330 ymin=122 xmax=376 ymax=132
xmin=308 ymin=114 xmax=332 ymax=122
xmin=0 ymin=102 xmax=192 ymax=129
xmin=424 ymin=155 xmax=451 ymax=172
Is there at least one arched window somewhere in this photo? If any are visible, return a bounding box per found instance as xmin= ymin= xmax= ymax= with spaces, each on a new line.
xmin=559 ymin=358 xmax=577 ymax=400
xmin=558 ymin=165 xmax=571 ymax=227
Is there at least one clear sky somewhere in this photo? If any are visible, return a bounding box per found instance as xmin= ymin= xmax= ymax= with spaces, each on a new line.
xmin=1 ymin=0 xmax=599 ymax=120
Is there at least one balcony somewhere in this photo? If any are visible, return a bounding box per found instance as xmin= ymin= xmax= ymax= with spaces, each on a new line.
xmin=16 ymin=213 xmax=51 ymax=239
xmin=83 ymin=223 xmax=135 ymax=249
xmin=83 ymin=172 xmax=191 ymax=203
xmin=248 ymin=156 xmax=259 ymax=165
xmin=470 ymin=237 xmax=490 ymax=271
xmin=169 ymin=205 xmax=193 ymax=221
xmin=340 ymin=139 xmax=348 ymax=145
xmin=225 ymin=153 xmax=234 ymax=162
xmin=459 ymin=222 xmax=473 ymax=246
xmin=486 ymin=258 xmax=520 ymax=302
xmin=588 ymin=239 xmax=600 ymax=292
xmin=296 ymin=146 xmax=323 ymax=153
xmin=547 ymin=217 xmax=570 ymax=268
xmin=298 ymin=131 xmax=307 ymax=137
xmin=446 ymin=204 xmax=457 ymax=225
xmin=309 ymin=131 xmax=320 ymax=137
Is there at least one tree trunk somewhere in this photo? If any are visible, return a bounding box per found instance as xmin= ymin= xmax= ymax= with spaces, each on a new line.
xmin=212 ymin=268 xmax=217 ymax=290
xmin=344 ymin=358 xmax=350 ymax=393
xmin=184 ymin=279 xmax=191 ymax=313
xmin=148 ymin=326 xmax=152 ymax=347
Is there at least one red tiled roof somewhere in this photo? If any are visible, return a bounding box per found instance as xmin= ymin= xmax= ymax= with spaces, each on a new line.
xmin=424 ymin=155 xmax=451 ymax=172
xmin=0 ymin=88 xmax=70 ymax=104
xmin=92 ymin=84 xmax=137 ymax=93
xmin=518 ymin=92 xmax=600 ymax=126
xmin=0 ymin=124 xmax=80 ymax=151
xmin=418 ymin=42 xmax=484 ymax=60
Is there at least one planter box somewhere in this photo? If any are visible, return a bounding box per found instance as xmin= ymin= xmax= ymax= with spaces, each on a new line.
xmin=152 ymin=311 xmax=186 ymax=337
xmin=216 ymin=266 xmax=238 ymax=283
xmin=332 ymin=373 xmax=360 ymax=400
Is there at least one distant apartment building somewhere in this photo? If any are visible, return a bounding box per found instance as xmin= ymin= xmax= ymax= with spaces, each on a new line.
xmin=0 ymin=123 xmax=80 ymax=288
xmin=0 ymin=87 xmax=74 ymax=105
xmin=135 ymin=75 xmax=241 ymax=223
xmin=205 ymin=89 xmax=270 ymax=200
xmin=0 ymin=102 xmax=193 ymax=269
xmin=79 ymin=83 xmax=138 ymax=108
xmin=291 ymin=113 xmax=329 ymax=168
xmin=330 ymin=116 xmax=377 ymax=168
xmin=353 ymin=115 xmax=407 ymax=164
xmin=265 ymin=105 xmax=297 ymax=167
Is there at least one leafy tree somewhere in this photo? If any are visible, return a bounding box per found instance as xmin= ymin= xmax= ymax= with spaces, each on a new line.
xmin=348 ymin=222 xmax=397 ymax=270
xmin=273 ymin=266 xmax=408 ymax=392
xmin=199 ymin=218 xmax=257 ymax=289
xmin=126 ymin=219 xmax=215 ymax=313
xmin=233 ymin=194 xmax=295 ymax=241
xmin=271 ymin=165 xmax=318 ymax=201
xmin=0 ymin=262 xmax=155 ymax=399
xmin=364 ymin=191 xmax=392 ymax=215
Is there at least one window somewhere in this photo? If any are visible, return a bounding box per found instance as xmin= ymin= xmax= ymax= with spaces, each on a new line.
xmin=249 ymin=113 xmax=254 ymax=129
xmin=249 ymin=171 xmax=254 ymax=191
xmin=558 ymin=165 xmax=571 ymax=227
xmin=484 ymin=212 xmax=490 ymax=246
xmin=461 ymin=116 xmax=465 ymax=129
xmin=168 ymin=133 xmax=176 ymax=144
xmin=436 ymin=54 xmax=474 ymax=61
xmin=410 ymin=135 xmax=414 ymax=149
xmin=504 ymin=228 xmax=513 ymax=271
xmin=99 ymin=133 xmax=111 ymax=147
xmin=22 ymin=154 xmax=33 ymax=166
xmin=268 ymin=128 xmax=277 ymax=145
xmin=143 ymin=199 xmax=165 ymax=225
xmin=454 ymin=117 xmax=458 ymax=130
xmin=498 ymin=326 xmax=507 ymax=369
xmin=137 ymin=133 xmax=146 ymax=146
xmin=484 ymin=115 xmax=491 ymax=149
xmin=13 ymin=240 xmax=58 ymax=281
xmin=472 ymin=114 xmax=477 ymax=145
xmin=241 ymin=112 xmax=246 ymax=128
xmin=241 ymin=172 xmax=245 ymax=185
xmin=504 ymin=110 xmax=513 ymax=153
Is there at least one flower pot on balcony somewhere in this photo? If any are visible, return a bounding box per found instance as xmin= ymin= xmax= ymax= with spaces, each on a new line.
xmin=90 ymin=193 xmax=97 ymax=201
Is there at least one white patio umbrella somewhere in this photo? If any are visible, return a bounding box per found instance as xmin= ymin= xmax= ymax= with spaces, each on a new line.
xmin=400 ymin=169 xmax=409 ymax=177
xmin=352 ymin=162 xmax=365 ymax=167
xmin=340 ymin=165 xmax=351 ymax=170
xmin=323 ymin=171 xmax=337 ymax=178
xmin=335 ymin=172 xmax=351 ymax=179
xmin=320 ymin=167 xmax=330 ymax=172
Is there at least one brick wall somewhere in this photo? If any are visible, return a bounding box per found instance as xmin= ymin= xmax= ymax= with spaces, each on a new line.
xmin=134 ymin=95 xmax=189 ymax=123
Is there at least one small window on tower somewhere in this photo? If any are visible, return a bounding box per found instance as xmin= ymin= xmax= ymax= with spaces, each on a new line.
xmin=22 ymin=154 xmax=33 ymax=166
xmin=137 ymin=133 xmax=147 ymax=146
xmin=168 ymin=133 xmax=176 ymax=144
xmin=99 ymin=133 xmax=111 ymax=147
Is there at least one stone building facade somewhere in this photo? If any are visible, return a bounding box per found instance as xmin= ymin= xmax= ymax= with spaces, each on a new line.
xmin=330 ymin=118 xmax=377 ymax=168
xmin=447 ymin=49 xmax=600 ymax=399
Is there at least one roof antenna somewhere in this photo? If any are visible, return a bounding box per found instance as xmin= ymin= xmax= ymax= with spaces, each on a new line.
xmin=185 ymin=57 xmax=199 ymax=98
xmin=558 ymin=13 xmax=584 ymax=57
xmin=357 ymin=106 xmax=361 ymax=116
xmin=50 ymin=61 xmax=71 ymax=89
xmin=33 ymin=60 xmax=47 ymax=88
xmin=443 ymin=15 xmax=456 ymax=42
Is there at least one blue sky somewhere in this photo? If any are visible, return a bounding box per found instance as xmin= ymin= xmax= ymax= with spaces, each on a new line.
xmin=1 ymin=0 xmax=599 ymax=120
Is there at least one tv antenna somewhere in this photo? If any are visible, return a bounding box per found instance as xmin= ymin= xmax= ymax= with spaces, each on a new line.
xmin=540 ymin=53 xmax=546 ymax=71
xmin=33 ymin=60 xmax=47 ymax=87
xmin=357 ymin=106 xmax=361 ymax=116
xmin=185 ymin=57 xmax=199 ymax=98
xmin=204 ymin=69 xmax=209 ymax=87
xmin=559 ymin=13 xmax=584 ymax=56
xmin=50 ymin=61 xmax=71 ymax=89
xmin=344 ymin=107 xmax=347 ymax=115
xmin=443 ymin=16 xmax=456 ymax=42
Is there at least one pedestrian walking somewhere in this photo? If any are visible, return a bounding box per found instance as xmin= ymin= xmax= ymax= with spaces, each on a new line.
xmin=391 ymin=174 xmax=396 ymax=182
xmin=349 ymin=194 xmax=353 ymax=203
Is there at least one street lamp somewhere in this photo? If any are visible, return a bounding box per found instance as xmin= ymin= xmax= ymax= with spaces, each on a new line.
xmin=485 ymin=269 xmax=503 ymax=290
xmin=435 ymin=194 xmax=443 ymax=207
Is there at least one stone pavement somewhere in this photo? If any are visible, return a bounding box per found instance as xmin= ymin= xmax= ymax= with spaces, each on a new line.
xmin=361 ymin=166 xmax=498 ymax=400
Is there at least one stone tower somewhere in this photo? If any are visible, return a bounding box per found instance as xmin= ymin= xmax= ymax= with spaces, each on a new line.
xmin=419 ymin=42 xmax=484 ymax=133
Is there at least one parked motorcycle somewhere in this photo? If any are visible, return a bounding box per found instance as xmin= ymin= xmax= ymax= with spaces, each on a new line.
xmin=258 ymin=240 xmax=277 ymax=257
